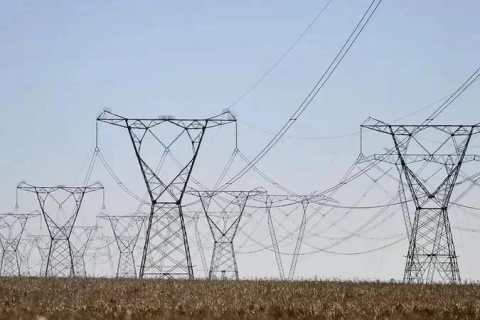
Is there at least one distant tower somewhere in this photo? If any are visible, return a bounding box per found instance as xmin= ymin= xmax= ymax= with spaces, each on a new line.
xmin=17 ymin=182 xmax=104 ymax=277
xmin=99 ymin=214 xmax=147 ymax=278
xmin=0 ymin=212 xmax=39 ymax=276
xmin=197 ymin=190 xmax=263 ymax=280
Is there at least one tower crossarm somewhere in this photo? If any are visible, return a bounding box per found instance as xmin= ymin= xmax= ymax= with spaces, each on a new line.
xmin=361 ymin=121 xmax=480 ymax=136
xmin=244 ymin=193 xmax=336 ymax=208
xmin=97 ymin=110 xmax=236 ymax=130
xmin=17 ymin=182 xmax=104 ymax=194
xmin=359 ymin=154 xmax=480 ymax=165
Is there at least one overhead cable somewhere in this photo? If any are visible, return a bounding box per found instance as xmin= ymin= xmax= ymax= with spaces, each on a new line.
xmin=226 ymin=0 xmax=335 ymax=110
xmin=219 ymin=0 xmax=383 ymax=190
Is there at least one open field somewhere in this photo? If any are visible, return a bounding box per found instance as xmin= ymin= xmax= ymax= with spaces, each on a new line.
xmin=1 ymin=278 xmax=480 ymax=320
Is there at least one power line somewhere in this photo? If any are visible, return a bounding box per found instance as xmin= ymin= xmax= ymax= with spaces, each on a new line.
xmin=238 ymin=90 xmax=452 ymax=141
xmin=234 ymin=77 xmax=477 ymax=195
xmin=240 ymin=119 xmax=359 ymax=140
xmin=226 ymin=0 xmax=335 ymax=110
xmin=423 ymin=67 xmax=480 ymax=123
xmin=237 ymin=228 xmax=406 ymax=256
xmin=315 ymin=66 xmax=480 ymax=204
xmin=390 ymin=94 xmax=454 ymax=124
xmin=219 ymin=0 xmax=382 ymax=190
xmin=452 ymin=203 xmax=480 ymax=212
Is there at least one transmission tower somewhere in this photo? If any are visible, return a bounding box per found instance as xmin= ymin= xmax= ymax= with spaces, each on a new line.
xmin=29 ymin=234 xmax=50 ymax=276
xmin=97 ymin=110 xmax=236 ymax=279
xmin=99 ymin=214 xmax=147 ymax=278
xmin=192 ymin=212 xmax=209 ymax=278
xmin=261 ymin=194 xmax=335 ymax=279
xmin=0 ymin=212 xmax=39 ymax=276
xmin=361 ymin=119 xmax=480 ymax=283
xmin=17 ymin=182 xmax=104 ymax=277
xmin=17 ymin=238 xmax=36 ymax=276
xmin=90 ymin=233 xmax=116 ymax=277
xmin=197 ymin=190 xmax=263 ymax=280
xmin=71 ymin=226 xmax=100 ymax=277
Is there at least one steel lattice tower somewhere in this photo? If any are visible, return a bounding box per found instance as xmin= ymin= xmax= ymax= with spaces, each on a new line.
xmin=17 ymin=238 xmax=36 ymax=276
xmin=197 ymin=190 xmax=263 ymax=280
xmin=0 ymin=212 xmax=39 ymax=276
xmin=262 ymin=194 xmax=335 ymax=280
xmin=99 ymin=214 xmax=147 ymax=278
xmin=90 ymin=234 xmax=117 ymax=277
xmin=71 ymin=226 xmax=100 ymax=277
xmin=29 ymin=235 xmax=50 ymax=276
xmin=97 ymin=110 xmax=236 ymax=279
xmin=17 ymin=182 xmax=104 ymax=277
xmin=362 ymin=119 xmax=480 ymax=283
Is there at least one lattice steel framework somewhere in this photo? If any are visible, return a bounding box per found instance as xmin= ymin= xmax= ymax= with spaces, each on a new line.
xmin=29 ymin=235 xmax=50 ymax=276
xmin=71 ymin=226 xmax=100 ymax=277
xmin=99 ymin=214 xmax=147 ymax=278
xmin=97 ymin=110 xmax=236 ymax=279
xmin=261 ymin=194 xmax=335 ymax=280
xmin=197 ymin=190 xmax=263 ymax=280
xmin=90 ymin=234 xmax=117 ymax=277
xmin=17 ymin=182 xmax=104 ymax=277
xmin=193 ymin=212 xmax=209 ymax=278
xmin=0 ymin=212 xmax=39 ymax=276
xmin=17 ymin=238 xmax=36 ymax=276
xmin=362 ymin=119 xmax=480 ymax=283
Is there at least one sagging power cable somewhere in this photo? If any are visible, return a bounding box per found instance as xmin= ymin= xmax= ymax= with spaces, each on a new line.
xmin=218 ymin=0 xmax=382 ymax=191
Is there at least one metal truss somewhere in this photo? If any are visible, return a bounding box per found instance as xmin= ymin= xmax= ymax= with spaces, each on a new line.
xmin=193 ymin=212 xmax=209 ymax=278
xmin=29 ymin=235 xmax=50 ymax=276
xmin=362 ymin=119 xmax=480 ymax=283
xmin=0 ymin=212 xmax=39 ymax=276
xmin=17 ymin=182 xmax=104 ymax=277
xmin=71 ymin=226 xmax=100 ymax=277
xmin=91 ymin=234 xmax=116 ymax=277
xmin=99 ymin=214 xmax=147 ymax=278
xmin=17 ymin=238 xmax=36 ymax=276
xmin=266 ymin=198 xmax=285 ymax=279
xmin=197 ymin=190 xmax=263 ymax=280
xmin=97 ymin=110 xmax=236 ymax=279
xmin=261 ymin=194 xmax=335 ymax=280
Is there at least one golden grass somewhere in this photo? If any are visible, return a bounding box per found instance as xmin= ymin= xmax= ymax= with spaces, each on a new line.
xmin=0 ymin=277 xmax=480 ymax=319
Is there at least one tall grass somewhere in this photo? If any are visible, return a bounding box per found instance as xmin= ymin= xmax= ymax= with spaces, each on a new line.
xmin=0 ymin=277 xmax=479 ymax=319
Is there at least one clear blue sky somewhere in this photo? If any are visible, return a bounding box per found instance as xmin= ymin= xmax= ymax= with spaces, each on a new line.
xmin=1 ymin=0 xmax=480 ymax=280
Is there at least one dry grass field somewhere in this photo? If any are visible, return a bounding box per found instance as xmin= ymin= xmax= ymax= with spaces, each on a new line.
xmin=0 ymin=277 xmax=480 ymax=320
